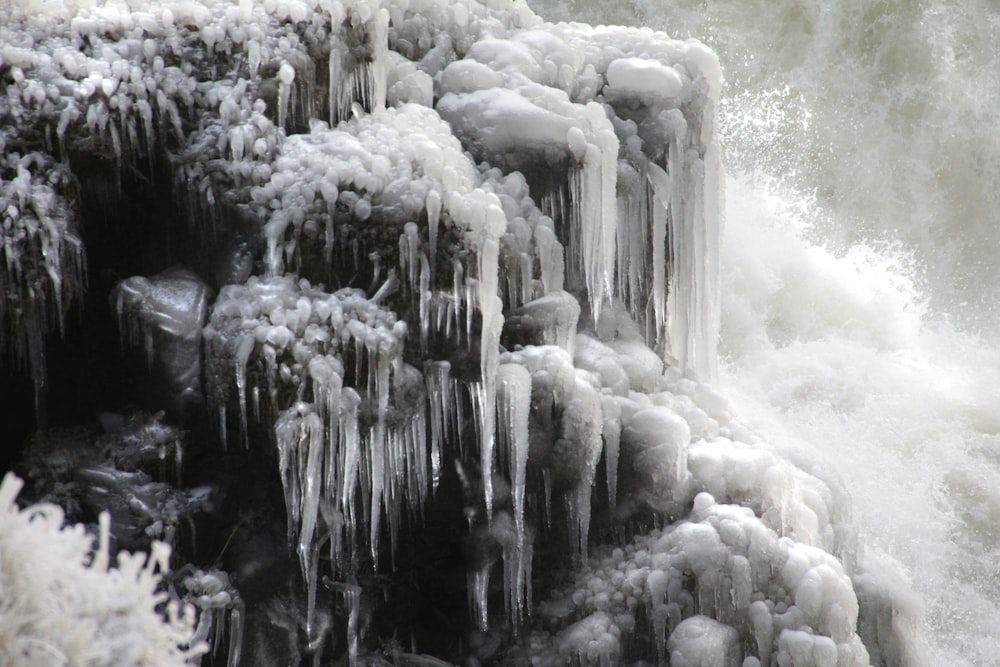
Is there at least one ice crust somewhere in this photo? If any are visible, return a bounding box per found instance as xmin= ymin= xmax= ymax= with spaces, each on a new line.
xmin=531 ymin=494 xmax=870 ymax=667
xmin=0 ymin=0 xmax=924 ymax=664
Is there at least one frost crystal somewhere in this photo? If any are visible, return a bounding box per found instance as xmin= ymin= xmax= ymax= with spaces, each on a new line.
xmin=0 ymin=472 xmax=203 ymax=666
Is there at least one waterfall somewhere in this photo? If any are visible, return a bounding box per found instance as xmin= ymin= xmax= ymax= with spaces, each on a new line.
xmin=5 ymin=0 xmax=991 ymax=664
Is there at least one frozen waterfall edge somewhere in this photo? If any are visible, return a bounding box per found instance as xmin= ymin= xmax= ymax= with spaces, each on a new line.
xmin=0 ymin=0 xmax=925 ymax=665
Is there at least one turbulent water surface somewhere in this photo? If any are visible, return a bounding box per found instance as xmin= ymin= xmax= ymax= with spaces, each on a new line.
xmin=526 ymin=0 xmax=1000 ymax=663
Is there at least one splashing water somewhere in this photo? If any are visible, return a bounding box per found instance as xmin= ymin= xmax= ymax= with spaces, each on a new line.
xmin=720 ymin=176 xmax=1000 ymax=665
xmin=525 ymin=0 xmax=1000 ymax=663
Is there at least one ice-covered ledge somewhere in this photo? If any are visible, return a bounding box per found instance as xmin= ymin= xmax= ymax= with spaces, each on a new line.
xmin=1 ymin=1 xmax=922 ymax=665
xmin=0 ymin=0 xmax=720 ymax=388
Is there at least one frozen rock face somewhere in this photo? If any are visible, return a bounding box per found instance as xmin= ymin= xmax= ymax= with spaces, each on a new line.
xmin=0 ymin=0 xmax=924 ymax=666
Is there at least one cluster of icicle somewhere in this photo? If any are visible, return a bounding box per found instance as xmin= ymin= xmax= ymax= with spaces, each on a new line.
xmin=0 ymin=149 xmax=85 ymax=424
xmin=0 ymin=0 xmax=923 ymax=664
xmin=203 ymin=274 xmax=418 ymax=641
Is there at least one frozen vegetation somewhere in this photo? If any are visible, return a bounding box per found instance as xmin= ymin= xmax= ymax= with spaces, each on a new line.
xmin=0 ymin=0 xmax=924 ymax=665
xmin=0 ymin=471 xmax=203 ymax=665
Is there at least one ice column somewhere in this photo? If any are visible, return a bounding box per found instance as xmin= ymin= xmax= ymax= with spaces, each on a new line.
xmin=471 ymin=204 xmax=506 ymax=522
xmin=647 ymin=161 xmax=671 ymax=356
xmin=497 ymin=363 xmax=532 ymax=625
xmin=664 ymin=47 xmax=723 ymax=381
xmin=274 ymin=403 xmax=325 ymax=630
xmin=565 ymin=110 xmax=619 ymax=324
xmin=646 ymin=109 xmax=721 ymax=381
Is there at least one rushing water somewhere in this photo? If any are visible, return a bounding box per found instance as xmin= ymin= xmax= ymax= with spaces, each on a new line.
xmin=525 ymin=0 xmax=1000 ymax=663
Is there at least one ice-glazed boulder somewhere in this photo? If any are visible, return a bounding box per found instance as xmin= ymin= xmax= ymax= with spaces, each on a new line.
xmin=113 ymin=267 xmax=210 ymax=415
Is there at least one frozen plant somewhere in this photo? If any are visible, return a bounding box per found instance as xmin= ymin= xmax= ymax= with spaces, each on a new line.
xmin=0 ymin=472 xmax=205 ymax=667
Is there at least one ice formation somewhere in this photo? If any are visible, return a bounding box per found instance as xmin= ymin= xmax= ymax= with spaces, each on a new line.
xmin=0 ymin=150 xmax=84 ymax=425
xmin=0 ymin=0 xmax=925 ymax=664
xmin=528 ymin=493 xmax=870 ymax=666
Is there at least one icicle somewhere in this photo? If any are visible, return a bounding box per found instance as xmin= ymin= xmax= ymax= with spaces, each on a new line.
xmin=95 ymin=511 xmax=111 ymax=572
xmin=496 ymin=364 xmax=532 ymax=627
xmin=217 ymin=404 xmax=228 ymax=452
xmin=542 ymin=467 xmax=553 ymax=534
xmin=602 ymin=395 xmax=621 ymax=513
xmin=566 ymin=113 xmax=618 ymax=324
xmin=566 ymin=482 xmax=592 ymax=566
xmin=367 ymin=333 xmax=393 ymax=564
xmin=277 ymin=63 xmax=295 ymax=130
xmin=234 ymin=333 xmax=255 ymax=449
xmin=403 ymin=408 xmax=429 ymax=515
xmin=385 ymin=425 xmax=404 ymax=563
xmin=340 ymin=389 xmax=361 ymax=529
xmin=213 ymin=609 xmax=228 ymax=660
xmin=468 ymin=561 xmax=491 ymax=632
xmin=464 ymin=278 xmax=476 ymax=347
xmin=521 ymin=534 xmax=534 ymax=624
xmin=517 ymin=251 xmax=533 ymax=309
xmin=109 ymin=121 xmax=123 ymax=166
xmin=399 ymin=222 xmax=420 ymax=294
xmin=275 ymin=405 xmax=303 ymax=546
xmin=248 ymin=40 xmax=262 ymax=79
xmin=469 ymin=381 xmax=493 ymax=523
xmin=305 ymin=539 xmax=322 ymax=643
xmin=426 ymin=189 xmax=442 ymax=274
xmin=594 ymin=119 xmax=620 ymax=317
xmin=424 ymin=361 xmax=451 ymax=492
xmin=227 ymin=603 xmax=244 ymax=667
xmin=419 ymin=253 xmax=431 ymax=350
xmin=298 ymin=411 xmax=324 ymax=614
xmin=477 ymin=230 xmax=505 ymax=523
xmin=327 ymin=37 xmax=343 ymax=125
xmin=615 ymin=159 xmax=650 ymax=328
xmin=648 ymin=161 xmax=670 ymax=352
xmin=313 ymin=360 xmax=342 ymax=505
xmin=490 ymin=511 xmax=528 ymax=630
xmin=652 ymin=601 xmax=670 ymax=664
xmin=452 ymin=258 xmax=464 ymax=344
xmin=659 ymin=107 xmax=721 ymax=379
xmin=496 ymin=364 xmax=531 ymax=552
xmin=345 ymin=584 xmax=362 ymax=667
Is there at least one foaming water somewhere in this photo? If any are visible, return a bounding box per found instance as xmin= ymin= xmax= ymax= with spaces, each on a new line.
xmin=721 ymin=174 xmax=1000 ymax=664
xmin=522 ymin=0 xmax=1000 ymax=662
